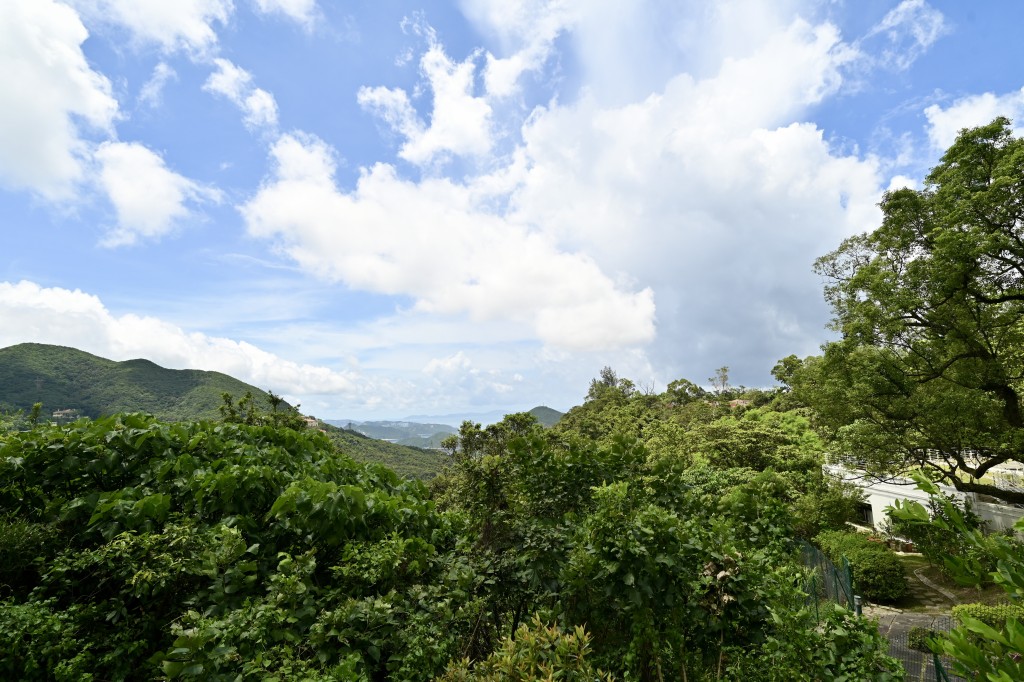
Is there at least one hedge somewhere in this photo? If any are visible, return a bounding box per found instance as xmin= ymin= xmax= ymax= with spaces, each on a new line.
xmin=952 ymin=602 xmax=1024 ymax=629
xmin=815 ymin=530 xmax=908 ymax=603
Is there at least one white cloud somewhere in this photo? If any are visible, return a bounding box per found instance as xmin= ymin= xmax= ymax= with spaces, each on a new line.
xmin=251 ymin=0 xmax=318 ymax=29
xmin=458 ymin=0 xmax=577 ymax=96
xmin=241 ymin=132 xmax=656 ymax=350
xmin=138 ymin=62 xmax=177 ymax=108
xmin=0 ymin=280 xmax=369 ymax=401
xmin=0 ymin=0 xmax=117 ymax=200
xmin=69 ymin=0 xmax=232 ymax=55
xmin=359 ymin=29 xmax=493 ymax=165
xmin=862 ymin=0 xmax=947 ymax=71
xmin=924 ymin=88 xmax=1024 ymax=150
xmin=887 ymin=174 xmax=919 ymax=191
xmin=204 ymin=58 xmax=280 ymax=132
xmin=94 ymin=141 xmax=222 ymax=247
xmin=423 ymin=350 xmax=473 ymax=376
xmin=497 ymin=10 xmax=882 ymax=382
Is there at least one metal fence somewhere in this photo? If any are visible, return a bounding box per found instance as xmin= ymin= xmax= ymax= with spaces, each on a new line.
xmin=798 ymin=542 xmax=963 ymax=681
xmin=883 ymin=615 xmax=965 ymax=682
xmin=798 ymin=540 xmax=854 ymax=618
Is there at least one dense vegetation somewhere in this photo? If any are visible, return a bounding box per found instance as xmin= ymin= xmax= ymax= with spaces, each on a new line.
xmin=0 ymin=372 xmax=901 ymax=680
xmin=0 ymin=343 xmax=277 ymax=422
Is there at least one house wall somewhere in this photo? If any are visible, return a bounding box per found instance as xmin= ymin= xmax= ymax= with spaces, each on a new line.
xmin=824 ymin=464 xmax=1024 ymax=532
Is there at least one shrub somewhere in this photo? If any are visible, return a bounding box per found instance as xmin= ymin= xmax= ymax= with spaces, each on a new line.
xmin=907 ymin=626 xmax=937 ymax=652
xmin=885 ymin=493 xmax=994 ymax=581
xmin=816 ymin=530 xmax=908 ymax=603
xmin=951 ymin=602 xmax=1024 ymax=629
xmin=438 ymin=616 xmax=612 ymax=681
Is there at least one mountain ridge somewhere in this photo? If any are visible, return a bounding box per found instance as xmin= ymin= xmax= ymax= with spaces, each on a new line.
xmin=0 ymin=342 xmax=275 ymax=422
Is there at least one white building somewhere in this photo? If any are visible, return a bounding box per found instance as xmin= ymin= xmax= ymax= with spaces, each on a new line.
xmin=825 ymin=463 xmax=1024 ymax=534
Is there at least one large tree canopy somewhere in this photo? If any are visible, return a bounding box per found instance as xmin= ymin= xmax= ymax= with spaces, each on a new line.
xmin=808 ymin=117 xmax=1024 ymax=504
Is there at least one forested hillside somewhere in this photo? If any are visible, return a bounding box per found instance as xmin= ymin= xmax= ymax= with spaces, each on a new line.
xmin=0 ymin=343 xmax=275 ymax=421
xmin=0 ymin=366 xmax=903 ymax=680
xmin=321 ymin=422 xmax=446 ymax=479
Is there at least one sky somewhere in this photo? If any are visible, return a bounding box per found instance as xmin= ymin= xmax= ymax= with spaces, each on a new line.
xmin=2 ymin=0 xmax=1024 ymax=421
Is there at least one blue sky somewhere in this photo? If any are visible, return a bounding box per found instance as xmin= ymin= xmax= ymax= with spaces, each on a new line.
xmin=2 ymin=0 xmax=1024 ymax=420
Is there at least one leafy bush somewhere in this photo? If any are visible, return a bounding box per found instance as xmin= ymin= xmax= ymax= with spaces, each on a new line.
xmin=885 ymin=492 xmax=994 ymax=580
xmin=907 ymin=626 xmax=937 ymax=652
xmin=0 ymin=600 xmax=94 ymax=681
xmin=816 ymin=530 xmax=907 ymax=603
xmin=952 ymin=602 xmax=1024 ymax=630
xmin=439 ymin=616 xmax=612 ymax=681
xmin=730 ymin=605 xmax=904 ymax=681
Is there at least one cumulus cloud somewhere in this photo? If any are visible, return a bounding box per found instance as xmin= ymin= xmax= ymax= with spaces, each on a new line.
xmin=351 ymin=4 xmax=888 ymax=387
xmin=251 ymin=0 xmax=319 ymax=29
xmin=69 ymin=0 xmax=231 ymax=55
xmin=0 ymin=0 xmax=117 ymax=200
xmin=458 ymin=0 xmax=577 ymax=96
xmin=0 ymin=280 xmax=369 ymax=400
xmin=240 ymin=132 xmax=656 ymax=350
xmin=359 ymin=22 xmax=493 ymax=165
xmin=503 ymin=14 xmax=882 ymax=379
xmin=204 ymin=58 xmax=280 ymax=131
xmin=924 ymin=87 xmax=1024 ymax=150
xmin=94 ymin=141 xmax=222 ymax=247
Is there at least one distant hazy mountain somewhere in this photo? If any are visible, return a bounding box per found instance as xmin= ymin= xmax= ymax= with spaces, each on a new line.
xmin=0 ymin=343 xmax=275 ymax=421
xmin=323 ymin=419 xmax=457 ymax=448
xmin=334 ymin=405 xmax=564 ymax=434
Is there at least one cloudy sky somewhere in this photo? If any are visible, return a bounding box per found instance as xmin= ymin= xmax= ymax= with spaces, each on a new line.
xmin=2 ymin=0 xmax=1023 ymax=420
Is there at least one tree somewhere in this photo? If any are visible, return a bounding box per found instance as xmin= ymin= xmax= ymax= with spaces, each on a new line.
xmin=810 ymin=117 xmax=1024 ymax=503
xmin=709 ymin=366 xmax=730 ymax=395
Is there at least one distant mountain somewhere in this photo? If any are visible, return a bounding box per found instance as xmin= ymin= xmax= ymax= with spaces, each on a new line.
xmin=399 ymin=410 xmax=506 ymax=428
xmin=528 ymin=405 xmax=563 ymax=427
xmin=325 ymin=419 xmax=457 ymax=446
xmin=333 ymin=406 xmax=565 ymax=435
xmin=0 ymin=343 xmax=278 ymax=422
xmin=319 ymin=423 xmax=446 ymax=479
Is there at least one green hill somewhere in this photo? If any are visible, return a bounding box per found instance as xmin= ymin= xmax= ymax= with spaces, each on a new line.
xmin=320 ymin=423 xmax=446 ymax=479
xmin=0 ymin=343 xmax=278 ymax=422
xmin=0 ymin=343 xmax=444 ymax=478
xmin=528 ymin=405 xmax=563 ymax=427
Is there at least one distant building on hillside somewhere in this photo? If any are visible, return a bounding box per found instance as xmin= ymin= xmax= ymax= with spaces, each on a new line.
xmin=51 ymin=408 xmax=80 ymax=421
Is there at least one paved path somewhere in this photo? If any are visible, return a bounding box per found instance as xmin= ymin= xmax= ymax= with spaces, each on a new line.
xmin=861 ymin=565 xmax=963 ymax=681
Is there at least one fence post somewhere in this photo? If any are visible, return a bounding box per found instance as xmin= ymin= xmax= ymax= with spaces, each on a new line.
xmin=842 ymin=556 xmax=854 ymax=609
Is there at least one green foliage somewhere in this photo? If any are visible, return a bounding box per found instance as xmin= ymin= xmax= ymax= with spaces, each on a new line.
xmin=0 ymin=600 xmax=95 ymax=681
xmin=439 ymin=616 xmax=612 ymax=681
xmin=815 ymin=530 xmax=908 ymax=603
xmin=808 ymin=118 xmax=1024 ymax=503
xmin=0 ymin=414 xmax=459 ymax=680
xmin=0 ymin=369 xmax=899 ymax=680
xmin=729 ymin=605 xmax=904 ymax=681
xmin=886 ymin=492 xmax=993 ymax=580
xmin=907 ymin=626 xmax=937 ymax=653
xmin=952 ymin=603 xmax=1024 ymax=630
xmin=890 ymin=477 xmax=1024 ymax=681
